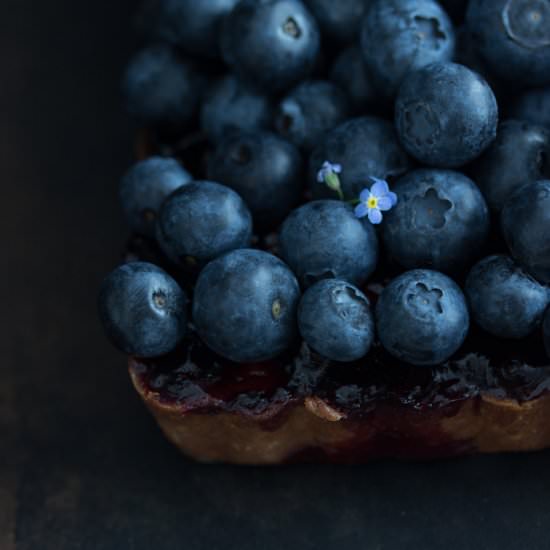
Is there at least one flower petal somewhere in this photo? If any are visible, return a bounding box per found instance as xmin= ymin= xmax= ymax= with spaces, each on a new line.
xmin=371 ymin=179 xmax=390 ymax=198
xmin=377 ymin=195 xmax=394 ymax=211
xmin=332 ymin=163 xmax=342 ymax=174
xmin=388 ymin=191 xmax=398 ymax=206
xmin=359 ymin=188 xmax=371 ymax=202
xmin=368 ymin=208 xmax=383 ymax=224
xmin=354 ymin=202 xmax=369 ymax=219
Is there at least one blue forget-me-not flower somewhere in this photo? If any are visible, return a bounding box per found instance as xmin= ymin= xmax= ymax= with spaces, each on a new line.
xmin=354 ymin=177 xmax=398 ymax=225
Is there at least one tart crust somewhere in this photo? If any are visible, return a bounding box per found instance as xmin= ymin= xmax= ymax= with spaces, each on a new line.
xmin=129 ymin=359 xmax=550 ymax=465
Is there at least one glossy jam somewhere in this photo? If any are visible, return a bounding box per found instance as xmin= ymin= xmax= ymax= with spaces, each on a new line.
xmin=134 ymin=323 xmax=550 ymax=411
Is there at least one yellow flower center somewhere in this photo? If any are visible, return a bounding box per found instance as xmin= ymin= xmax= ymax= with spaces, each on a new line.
xmin=367 ymin=196 xmax=378 ymax=209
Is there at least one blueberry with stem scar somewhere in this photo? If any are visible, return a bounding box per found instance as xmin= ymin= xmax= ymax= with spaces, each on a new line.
xmin=298 ymin=279 xmax=375 ymax=362
xmin=376 ymin=269 xmax=470 ymax=366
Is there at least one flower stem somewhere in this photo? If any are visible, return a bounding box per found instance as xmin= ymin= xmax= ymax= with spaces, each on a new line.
xmin=324 ymin=173 xmax=344 ymax=201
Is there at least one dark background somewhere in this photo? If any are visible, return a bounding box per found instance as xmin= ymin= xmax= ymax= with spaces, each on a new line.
xmin=2 ymin=1 xmax=549 ymax=549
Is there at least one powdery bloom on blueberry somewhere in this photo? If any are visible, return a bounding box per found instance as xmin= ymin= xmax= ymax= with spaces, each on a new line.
xmin=354 ymin=177 xmax=398 ymax=225
xmin=317 ymin=161 xmax=344 ymax=199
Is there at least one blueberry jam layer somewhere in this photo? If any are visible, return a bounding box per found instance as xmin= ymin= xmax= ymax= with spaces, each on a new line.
xmin=132 ymin=320 xmax=550 ymax=418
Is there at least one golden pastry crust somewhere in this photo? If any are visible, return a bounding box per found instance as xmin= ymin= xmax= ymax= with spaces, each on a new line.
xmin=129 ymin=360 xmax=550 ymax=464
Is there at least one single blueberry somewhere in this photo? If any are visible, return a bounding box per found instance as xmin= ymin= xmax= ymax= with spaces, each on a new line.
xmin=156 ymin=181 xmax=253 ymax=268
xmin=275 ymin=80 xmax=350 ymax=152
xmin=142 ymin=0 xmax=240 ymax=58
xmin=509 ymin=87 xmax=550 ymax=130
xmin=302 ymin=0 xmax=368 ymax=43
xmin=208 ymin=131 xmax=303 ymax=230
xmin=98 ymin=262 xmax=187 ymax=357
xmin=376 ymin=269 xmax=470 ymax=366
xmin=543 ymin=307 xmax=550 ymax=358
xmin=298 ymin=279 xmax=375 ymax=362
xmin=361 ymin=0 xmax=456 ymax=98
xmin=465 ymin=255 xmax=550 ymax=339
xmin=122 ymin=44 xmax=204 ymax=128
xmin=466 ymin=0 xmax=550 ymax=87
xmin=200 ymin=75 xmax=274 ymax=143
xmin=220 ymin=0 xmax=321 ymax=94
xmin=279 ymin=200 xmax=379 ymax=288
xmin=330 ymin=47 xmax=378 ymax=113
xmin=470 ymin=120 xmax=550 ymax=211
xmin=382 ymin=169 xmax=489 ymax=274
xmin=192 ymin=249 xmax=301 ymax=362
xmin=501 ymin=180 xmax=550 ymax=284
xmin=395 ymin=62 xmax=498 ymax=167
xmin=309 ymin=117 xmax=412 ymax=200
xmin=119 ymin=156 xmax=192 ymax=237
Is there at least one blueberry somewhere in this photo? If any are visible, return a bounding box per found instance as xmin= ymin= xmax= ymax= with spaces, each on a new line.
xmin=309 ymin=117 xmax=412 ymax=200
xmin=361 ymin=0 xmax=456 ymax=98
xmin=156 ymin=181 xmax=253 ymax=268
xmin=466 ymin=0 xmax=550 ymax=87
xmin=275 ymin=80 xmax=349 ymax=152
xmin=465 ymin=255 xmax=550 ymax=339
xmin=382 ymin=169 xmax=490 ymax=274
xmin=122 ymin=44 xmax=204 ymax=128
xmin=200 ymin=75 xmax=274 ymax=143
xmin=298 ymin=279 xmax=375 ymax=362
xmin=330 ymin=47 xmax=378 ymax=113
xmin=98 ymin=262 xmax=187 ymax=357
xmin=302 ymin=0 xmax=368 ymax=43
xmin=192 ymin=249 xmax=300 ymax=362
xmin=207 ymin=131 xmax=302 ymax=230
xmin=501 ymin=180 xmax=550 ymax=284
xmin=279 ymin=200 xmax=379 ymax=288
xmin=509 ymin=87 xmax=550 ymax=130
xmin=395 ymin=62 xmax=498 ymax=167
xmin=220 ymin=0 xmax=321 ymax=94
xmin=120 ymin=156 xmax=192 ymax=237
xmin=470 ymin=120 xmax=550 ymax=211
xmin=144 ymin=0 xmax=239 ymax=58
xmin=543 ymin=307 xmax=550 ymax=358
xmin=376 ymin=269 xmax=470 ymax=366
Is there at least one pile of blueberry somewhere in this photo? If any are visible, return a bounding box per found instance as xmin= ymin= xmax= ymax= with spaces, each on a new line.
xmin=99 ymin=0 xmax=550 ymax=369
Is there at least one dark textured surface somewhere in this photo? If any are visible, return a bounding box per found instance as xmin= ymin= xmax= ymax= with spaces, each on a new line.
xmin=2 ymin=1 xmax=550 ymax=549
